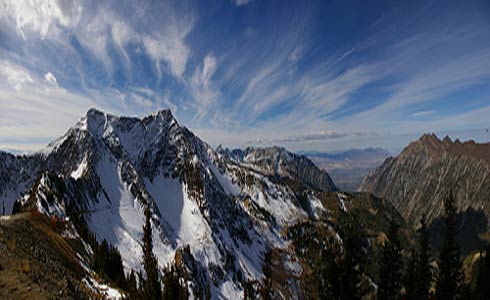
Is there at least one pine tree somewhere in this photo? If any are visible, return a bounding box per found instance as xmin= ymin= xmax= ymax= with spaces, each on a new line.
xmin=474 ymin=245 xmax=490 ymax=300
xmin=404 ymin=248 xmax=417 ymax=299
xmin=142 ymin=207 xmax=162 ymax=300
xmin=318 ymin=245 xmax=341 ymax=300
xmin=415 ymin=216 xmax=433 ymax=300
xmin=243 ymin=279 xmax=258 ymax=300
xmin=339 ymin=214 xmax=367 ymax=300
xmin=127 ymin=269 xmax=140 ymax=300
xmin=378 ymin=220 xmax=403 ymax=300
xmin=435 ymin=192 xmax=462 ymax=300
xmin=259 ymin=250 xmax=273 ymax=300
xmin=162 ymin=265 xmax=188 ymax=300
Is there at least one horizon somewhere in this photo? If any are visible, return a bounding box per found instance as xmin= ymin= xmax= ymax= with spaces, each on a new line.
xmin=1 ymin=0 xmax=490 ymax=152
xmin=0 ymin=107 xmax=489 ymax=156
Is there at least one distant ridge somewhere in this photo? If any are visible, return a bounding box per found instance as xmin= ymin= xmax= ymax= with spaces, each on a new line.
xmin=360 ymin=133 xmax=490 ymax=253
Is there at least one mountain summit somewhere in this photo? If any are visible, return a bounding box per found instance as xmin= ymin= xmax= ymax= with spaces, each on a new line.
xmin=360 ymin=133 xmax=490 ymax=253
xmin=1 ymin=108 xmax=341 ymax=298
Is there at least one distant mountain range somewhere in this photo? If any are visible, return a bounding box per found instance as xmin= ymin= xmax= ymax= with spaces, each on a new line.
xmin=301 ymin=148 xmax=392 ymax=191
xmin=360 ymin=133 xmax=490 ymax=254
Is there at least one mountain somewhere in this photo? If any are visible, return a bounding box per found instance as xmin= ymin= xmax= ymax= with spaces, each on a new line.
xmin=360 ymin=133 xmax=490 ymax=253
xmin=302 ymin=148 xmax=391 ymax=191
xmin=217 ymin=146 xmax=337 ymax=193
xmin=0 ymin=109 xmax=401 ymax=299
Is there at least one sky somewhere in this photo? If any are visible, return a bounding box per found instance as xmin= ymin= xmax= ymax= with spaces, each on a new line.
xmin=1 ymin=0 xmax=490 ymax=153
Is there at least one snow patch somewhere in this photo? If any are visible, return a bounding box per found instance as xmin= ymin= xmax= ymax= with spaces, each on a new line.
xmin=88 ymin=154 xmax=146 ymax=271
xmin=309 ymin=194 xmax=325 ymax=219
xmin=71 ymin=157 xmax=87 ymax=179
xmin=208 ymin=164 xmax=241 ymax=196
xmin=83 ymin=277 xmax=123 ymax=300
xmin=337 ymin=192 xmax=348 ymax=212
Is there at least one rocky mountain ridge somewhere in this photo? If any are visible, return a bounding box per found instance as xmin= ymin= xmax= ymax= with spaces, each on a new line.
xmin=1 ymin=108 xmax=348 ymax=299
xmin=360 ymin=133 xmax=490 ymax=253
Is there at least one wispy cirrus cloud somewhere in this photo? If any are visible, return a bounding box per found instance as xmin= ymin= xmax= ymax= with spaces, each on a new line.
xmin=189 ymin=53 xmax=219 ymax=119
xmin=250 ymin=131 xmax=348 ymax=144
xmin=1 ymin=0 xmax=490 ymax=153
xmin=231 ymin=0 xmax=253 ymax=7
xmin=0 ymin=61 xmax=33 ymax=90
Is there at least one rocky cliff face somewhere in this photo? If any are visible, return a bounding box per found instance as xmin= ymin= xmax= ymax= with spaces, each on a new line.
xmin=217 ymin=146 xmax=337 ymax=193
xmin=360 ymin=133 xmax=490 ymax=252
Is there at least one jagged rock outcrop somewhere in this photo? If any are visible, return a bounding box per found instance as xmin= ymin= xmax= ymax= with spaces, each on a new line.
xmin=217 ymin=146 xmax=337 ymax=193
xmin=360 ymin=133 xmax=490 ymax=252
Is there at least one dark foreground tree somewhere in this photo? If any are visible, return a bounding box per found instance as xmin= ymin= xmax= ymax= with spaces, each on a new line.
xmin=337 ymin=213 xmax=368 ymax=300
xmin=127 ymin=270 xmax=140 ymax=299
xmin=141 ymin=208 xmax=162 ymax=300
xmin=318 ymin=244 xmax=342 ymax=300
xmin=404 ymin=248 xmax=417 ymax=299
xmin=435 ymin=192 xmax=463 ymax=300
xmin=91 ymin=238 xmax=127 ymax=289
xmin=474 ymin=245 xmax=490 ymax=299
xmin=162 ymin=265 xmax=188 ymax=300
xmin=415 ymin=216 xmax=433 ymax=300
xmin=243 ymin=279 xmax=260 ymax=300
xmin=259 ymin=249 xmax=273 ymax=300
xmin=378 ymin=220 xmax=403 ymax=300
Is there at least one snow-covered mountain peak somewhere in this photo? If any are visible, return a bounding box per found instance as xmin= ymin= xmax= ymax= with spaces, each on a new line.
xmin=147 ymin=108 xmax=175 ymax=122
xmin=80 ymin=108 xmax=109 ymax=134
xmin=3 ymin=108 xmax=341 ymax=299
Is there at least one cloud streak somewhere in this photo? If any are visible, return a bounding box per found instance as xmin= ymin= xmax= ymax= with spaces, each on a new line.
xmin=1 ymin=0 xmax=489 ymax=152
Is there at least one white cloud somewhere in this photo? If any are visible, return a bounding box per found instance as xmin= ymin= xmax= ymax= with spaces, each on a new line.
xmin=288 ymin=45 xmax=303 ymax=63
xmin=232 ymin=0 xmax=252 ymax=6
xmin=143 ymin=28 xmax=192 ymax=78
xmin=1 ymin=0 xmax=194 ymax=80
xmin=0 ymin=61 xmax=33 ymax=90
xmin=251 ymin=130 xmax=348 ymax=144
xmin=202 ymin=54 xmax=218 ymax=83
xmin=1 ymin=0 xmax=82 ymax=39
xmin=190 ymin=53 xmax=219 ymax=118
xmin=44 ymin=72 xmax=58 ymax=87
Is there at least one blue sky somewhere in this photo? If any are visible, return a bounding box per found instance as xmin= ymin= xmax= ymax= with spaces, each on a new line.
xmin=1 ymin=0 xmax=490 ymax=153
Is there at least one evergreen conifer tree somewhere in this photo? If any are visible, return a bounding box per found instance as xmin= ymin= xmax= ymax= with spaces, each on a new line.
xmin=142 ymin=207 xmax=162 ymax=300
xmin=415 ymin=216 xmax=433 ymax=300
xmin=378 ymin=220 xmax=403 ymax=300
xmin=318 ymin=245 xmax=341 ymax=300
xmin=259 ymin=250 xmax=273 ymax=300
xmin=474 ymin=245 xmax=490 ymax=300
xmin=435 ymin=192 xmax=462 ymax=300
xmin=404 ymin=248 xmax=417 ymax=299
xmin=339 ymin=213 xmax=367 ymax=300
xmin=127 ymin=269 xmax=140 ymax=300
xmin=162 ymin=265 xmax=188 ymax=300
xmin=243 ymin=279 xmax=258 ymax=300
